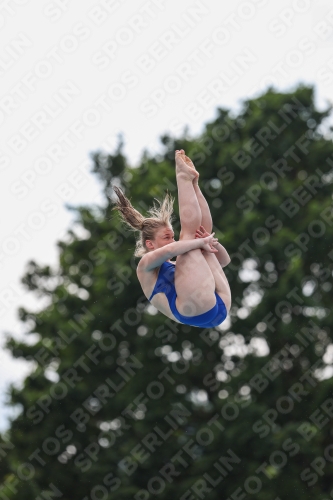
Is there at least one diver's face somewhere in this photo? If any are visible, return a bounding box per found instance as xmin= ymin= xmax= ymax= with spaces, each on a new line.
xmin=146 ymin=226 xmax=175 ymax=251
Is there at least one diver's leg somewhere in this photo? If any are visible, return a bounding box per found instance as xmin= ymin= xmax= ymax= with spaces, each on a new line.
xmin=174 ymin=151 xmax=216 ymax=316
xmin=193 ymin=181 xmax=213 ymax=233
xmin=184 ymin=151 xmax=231 ymax=311
xmin=202 ymin=253 xmax=232 ymax=311
xmin=181 ymin=151 xmax=213 ymax=232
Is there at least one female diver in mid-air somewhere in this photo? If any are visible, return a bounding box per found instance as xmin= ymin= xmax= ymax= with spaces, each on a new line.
xmin=112 ymin=149 xmax=232 ymax=328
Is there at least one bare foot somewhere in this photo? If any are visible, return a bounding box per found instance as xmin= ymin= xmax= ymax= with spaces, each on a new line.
xmin=175 ymin=150 xmax=196 ymax=180
xmin=184 ymin=152 xmax=199 ymax=184
xmin=175 ymin=149 xmax=199 ymax=182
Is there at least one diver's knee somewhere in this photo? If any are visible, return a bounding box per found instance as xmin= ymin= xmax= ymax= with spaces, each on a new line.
xmin=179 ymin=230 xmax=194 ymax=240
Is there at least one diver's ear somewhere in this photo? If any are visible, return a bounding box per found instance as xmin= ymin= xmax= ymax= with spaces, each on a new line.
xmin=145 ymin=240 xmax=154 ymax=250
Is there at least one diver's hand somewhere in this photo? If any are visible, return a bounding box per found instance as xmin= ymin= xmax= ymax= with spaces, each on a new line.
xmin=200 ymin=233 xmax=219 ymax=253
xmin=195 ymin=225 xmax=211 ymax=240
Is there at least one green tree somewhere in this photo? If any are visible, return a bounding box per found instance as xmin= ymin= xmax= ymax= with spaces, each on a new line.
xmin=1 ymin=85 xmax=333 ymax=500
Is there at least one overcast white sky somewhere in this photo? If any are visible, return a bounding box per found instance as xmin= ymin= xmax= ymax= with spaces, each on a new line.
xmin=1 ymin=0 xmax=333 ymax=431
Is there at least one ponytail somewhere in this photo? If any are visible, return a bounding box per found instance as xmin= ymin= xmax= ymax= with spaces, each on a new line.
xmin=111 ymin=186 xmax=175 ymax=257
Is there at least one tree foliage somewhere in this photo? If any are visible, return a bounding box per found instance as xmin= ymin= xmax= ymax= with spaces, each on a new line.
xmin=1 ymin=85 xmax=333 ymax=500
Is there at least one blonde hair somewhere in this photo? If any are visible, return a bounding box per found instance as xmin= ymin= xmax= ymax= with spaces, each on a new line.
xmin=111 ymin=186 xmax=175 ymax=257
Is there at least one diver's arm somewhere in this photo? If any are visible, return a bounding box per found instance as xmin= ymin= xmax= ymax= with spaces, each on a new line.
xmin=214 ymin=242 xmax=231 ymax=267
xmin=138 ymin=236 xmax=218 ymax=272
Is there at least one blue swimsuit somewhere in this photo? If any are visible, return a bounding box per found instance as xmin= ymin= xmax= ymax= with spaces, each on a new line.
xmin=148 ymin=261 xmax=227 ymax=328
